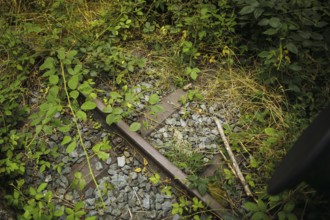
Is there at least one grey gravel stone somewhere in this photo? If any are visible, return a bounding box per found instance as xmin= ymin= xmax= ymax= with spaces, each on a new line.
xmin=70 ymin=150 xmax=78 ymax=158
xmin=50 ymin=134 xmax=59 ymax=141
xmin=61 ymin=166 xmax=71 ymax=175
xmin=162 ymin=201 xmax=172 ymax=213
xmin=143 ymin=194 xmax=150 ymax=209
xmin=45 ymin=175 xmax=52 ymax=182
xmin=111 ymin=208 xmax=121 ymax=217
xmin=62 ymin=156 xmax=69 ymax=163
xmin=108 ymin=169 xmax=116 ymax=176
xmin=65 ymin=192 xmax=73 ymax=201
xmin=130 ymin=172 xmax=138 ymax=180
xmin=105 ymin=157 xmax=112 ymax=165
xmin=85 ymin=198 xmax=95 ymax=206
xmin=56 ymin=188 xmax=66 ymax=195
xmin=84 ymin=141 xmax=92 ymax=148
xmin=85 ymin=187 xmax=94 ymax=198
xmin=59 ymin=176 xmax=68 ymax=188
xmin=117 ymin=156 xmax=126 ymax=167
xmin=88 ymin=210 xmax=98 ymax=216
xmin=95 ymin=161 xmax=103 ymax=171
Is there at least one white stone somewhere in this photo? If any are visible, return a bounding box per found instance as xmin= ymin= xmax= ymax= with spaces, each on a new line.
xmin=117 ymin=156 xmax=126 ymax=167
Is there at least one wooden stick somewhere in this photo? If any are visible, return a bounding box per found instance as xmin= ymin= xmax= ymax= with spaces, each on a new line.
xmin=213 ymin=117 xmax=253 ymax=197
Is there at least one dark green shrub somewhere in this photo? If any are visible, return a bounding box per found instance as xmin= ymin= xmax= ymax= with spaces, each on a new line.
xmin=232 ymin=0 xmax=330 ymax=113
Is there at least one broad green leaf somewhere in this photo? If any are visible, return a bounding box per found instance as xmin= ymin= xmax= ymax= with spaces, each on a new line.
xmin=258 ymin=18 xmax=269 ymax=26
xmin=289 ymin=63 xmax=302 ymax=72
xmin=86 ymin=216 xmax=97 ymax=220
xmin=36 ymin=125 xmax=42 ymax=135
xmin=197 ymin=183 xmax=208 ymax=196
xmin=129 ymin=122 xmax=141 ymax=132
xmin=252 ymin=212 xmax=270 ymax=220
xmin=286 ymin=43 xmax=298 ymax=54
xmin=149 ymin=94 xmax=160 ymax=105
xmin=283 ymin=202 xmax=295 ymax=212
xmin=54 ymin=208 xmax=64 ymax=217
xmin=150 ymin=105 xmax=164 ymax=114
xmin=110 ymin=91 xmax=122 ymax=99
xmin=68 ymin=75 xmax=79 ymax=90
xmin=257 ymin=199 xmax=267 ymax=211
xmin=75 ymin=211 xmax=86 ymax=217
xmin=61 ymin=136 xmax=72 ymax=145
xmin=57 ymin=48 xmax=66 ymax=60
xmin=49 ymin=75 xmax=59 ymax=85
xmin=78 ymin=82 xmax=93 ymax=96
xmin=287 ymin=213 xmax=298 ymax=220
xmin=258 ymin=51 xmax=269 ymax=58
xmin=76 ymin=110 xmax=87 ymax=121
xmin=48 ymin=86 xmax=59 ymax=98
xmin=106 ymin=114 xmax=122 ymax=125
xmin=112 ymin=107 xmax=123 ymax=115
xmin=69 ymin=90 xmax=79 ymax=99
xmin=244 ymin=202 xmax=259 ymax=212
xmin=40 ymin=57 xmax=55 ymax=70
xmin=35 ymin=193 xmax=44 ymax=200
xmin=16 ymin=64 xmax=23 ymax=71
xmin=29 ymin=187 xmax=36 ymax=196
xmin=65 ymin=207 xmax=74 ymax=215
xmin=66 ymin=50 xmax=78 ymax=60
xmin=74 ymin=172 xmax=82 ymax=179
xmin=298 ymin=31 xmax=311 ymax=39
xmin=74 ymin=64 xmax=82 ymax=74
xmin=311 ymin=32 xmax=323 ymax=41
xmin=263 ymin=28 xmax=278 ymax=35
xmin=81 ymin=101 xmax=96 ymax=110
xmin=239 ymin=5 xmax=255 ymax=15
xmin=24 ymin=23 xmax=42 ymax=33
xmin=74 ymin=201 xmax=84 ymax=210
xmin=254 ymin=8 xmax=264 ymax=19
xmin=66 ymin=141 xmax=76 ymax=153
xmin=269 ymin=17 xmax=281 ymax=28
xmin=37 ymin=182 xmax=48 ymax=192
xmin=265 ymin=127 xmax=276 ymax=136
xmin=102 ymin=106 xmax=113 ymax=113
xmin=63 ymin=58 xmax=71 ymax=65
xmin=42 ymin=69 xmax=56 ymax=78
xmin=190 ymin=71 xmax=198 ymax=80
xmin=288 ymin=84 xmax=301 ymax=93
xmin=43 ymin=125 xmax=52 ymax=135
xmin=58 ymin=124 xmax=72 ymax=132
xmin=127 ymin=63 xmax=134 ymax=72
xmin=97 ymin=151 xmax=110 ymax=160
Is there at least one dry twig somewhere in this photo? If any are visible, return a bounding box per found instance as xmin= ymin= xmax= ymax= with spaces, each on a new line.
xmin=213 ymin=117 xmax=253 ymax=197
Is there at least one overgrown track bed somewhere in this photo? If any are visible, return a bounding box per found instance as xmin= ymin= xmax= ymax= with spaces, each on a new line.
xmin=75 ymin=89 xmax=227 ymax=219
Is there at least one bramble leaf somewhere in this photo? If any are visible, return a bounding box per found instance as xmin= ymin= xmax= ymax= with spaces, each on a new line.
xmin=81 ymin=101 xmax=96 ymax=110
xmin=49 ymin=75 xmax=59 ymax=85
xmin=68 ymin=75 xmax=79 ymax=90
xmin=129 ymin=122 xmax=141 ymax=132
xmin=149 ymin=94 xmax=160 ymax=105
xmin=66 ymin=141 xmax=77 ymax=153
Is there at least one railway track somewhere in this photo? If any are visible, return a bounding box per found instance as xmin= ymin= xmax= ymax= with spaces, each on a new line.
xmin=71 ymin=89 xmax=227 ymax=219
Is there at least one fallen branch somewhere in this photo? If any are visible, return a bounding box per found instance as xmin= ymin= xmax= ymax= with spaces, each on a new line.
xmin=213 ymin=117 xmax=253 ymax=197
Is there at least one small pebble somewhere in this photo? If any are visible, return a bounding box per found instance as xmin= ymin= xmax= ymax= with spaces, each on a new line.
xmin=95 ymin=162 xmax=103 ymax=171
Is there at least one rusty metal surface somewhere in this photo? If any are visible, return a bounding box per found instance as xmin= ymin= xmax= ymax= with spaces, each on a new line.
xmin=140 ymin=89 xmax=186 ymax=136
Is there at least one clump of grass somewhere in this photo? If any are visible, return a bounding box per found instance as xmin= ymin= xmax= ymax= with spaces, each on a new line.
xmin=194 ymin=62 xmax=312 ymax=216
